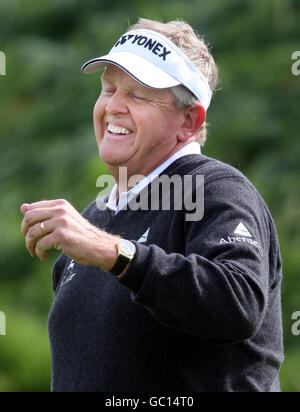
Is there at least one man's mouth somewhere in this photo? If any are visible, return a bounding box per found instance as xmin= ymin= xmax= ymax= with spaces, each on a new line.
xmin=107 ymin=123 xmax=133 ymax=136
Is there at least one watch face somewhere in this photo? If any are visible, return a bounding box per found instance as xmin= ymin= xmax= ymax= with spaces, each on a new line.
xmin=119 ymin=239 xmax=136 ymax=256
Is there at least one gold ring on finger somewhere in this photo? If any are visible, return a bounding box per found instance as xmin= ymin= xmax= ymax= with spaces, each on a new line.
xmin=40 ymin=222 xmax=47 ymax=236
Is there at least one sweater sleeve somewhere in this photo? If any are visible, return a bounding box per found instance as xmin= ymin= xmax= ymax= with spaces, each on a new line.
xmin=118 ymin=176 xmax=275 ymax=344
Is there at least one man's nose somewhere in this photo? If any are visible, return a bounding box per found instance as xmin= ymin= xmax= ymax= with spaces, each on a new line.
xmin=105 ymin=91 xmax=129 ymax=115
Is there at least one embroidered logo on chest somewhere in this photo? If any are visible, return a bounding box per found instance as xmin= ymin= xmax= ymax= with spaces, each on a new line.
xmin=60 ymin=260 xmax=77 ymax=288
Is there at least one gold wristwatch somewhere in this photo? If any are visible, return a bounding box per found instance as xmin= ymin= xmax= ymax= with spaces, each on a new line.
xmin=110 ymin=239 xmax=136 ymax=277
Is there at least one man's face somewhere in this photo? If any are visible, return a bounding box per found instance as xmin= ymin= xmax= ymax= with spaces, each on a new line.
xmin=93 ymin=65 xmax=186 ymax=177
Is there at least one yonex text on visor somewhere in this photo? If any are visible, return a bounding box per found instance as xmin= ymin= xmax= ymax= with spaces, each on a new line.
xmin=81 ymin=29 xmax=212 ymax=110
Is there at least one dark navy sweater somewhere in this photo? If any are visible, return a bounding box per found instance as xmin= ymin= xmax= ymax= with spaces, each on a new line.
xmin=48 ymin=154 xmax=284 ymax=392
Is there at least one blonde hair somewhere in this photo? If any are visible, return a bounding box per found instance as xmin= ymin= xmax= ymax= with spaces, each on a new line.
xmin=129 ymin=18 xmax=219 ymax=145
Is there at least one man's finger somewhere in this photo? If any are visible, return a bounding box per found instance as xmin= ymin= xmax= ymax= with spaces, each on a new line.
xmin=20 ymin=203 xmax=30 ymax=215
xmin=35 ymin=232 xmax=60 ymax=261
xmin=26 ymin=199 xmax=69 ymax=211
xmin=25 ymin=220 xmax=53 ymax=257
xmin=21 ymin=207 xmax=57 ymax=236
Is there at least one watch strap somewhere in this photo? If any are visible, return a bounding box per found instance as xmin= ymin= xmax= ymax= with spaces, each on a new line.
xmin=110 ymin=252 xmax=131 ymax=277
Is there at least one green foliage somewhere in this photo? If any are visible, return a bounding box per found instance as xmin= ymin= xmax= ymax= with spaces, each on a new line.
xmin=0 ymin=308 xmax=51 ymax=392
xmin=0 ymin=0 xmax=299 ymax=392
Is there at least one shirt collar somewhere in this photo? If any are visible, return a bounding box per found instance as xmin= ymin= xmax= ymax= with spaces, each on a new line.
xmin=105 ymin=142 xmax=201 ymax=214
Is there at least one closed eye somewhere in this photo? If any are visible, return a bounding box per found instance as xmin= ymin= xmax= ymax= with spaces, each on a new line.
xmin=102 ymin=88 xmax=116 ymax=95
xmin=130 ymin=93 xmax=149 ymax=102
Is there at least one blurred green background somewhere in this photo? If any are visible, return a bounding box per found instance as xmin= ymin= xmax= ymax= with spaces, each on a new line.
xmin=0 ymin=0 xmax=299 ymax=392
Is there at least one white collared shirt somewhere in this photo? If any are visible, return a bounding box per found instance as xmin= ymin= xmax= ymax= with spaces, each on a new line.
xmin=105 ymin=142 xmax=201 ymax=214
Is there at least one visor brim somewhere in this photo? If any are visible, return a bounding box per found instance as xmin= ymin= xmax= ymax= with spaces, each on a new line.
xmin=81 ymin=52 xmax=181 ymax=89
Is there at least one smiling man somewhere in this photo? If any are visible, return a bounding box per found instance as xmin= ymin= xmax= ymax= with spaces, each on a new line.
xmin=95 ymin=65 xmax=204 ymax=180
xmin=21 ymin=18 xmax=284 ymax=392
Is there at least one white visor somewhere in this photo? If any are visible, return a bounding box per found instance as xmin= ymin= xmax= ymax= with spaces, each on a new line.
xmin=81 ymin=29 xmax=212 ymax=110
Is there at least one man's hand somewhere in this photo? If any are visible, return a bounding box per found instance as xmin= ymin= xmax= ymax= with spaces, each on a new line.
xmin=20 ymin=199 xmax=120 ymax=271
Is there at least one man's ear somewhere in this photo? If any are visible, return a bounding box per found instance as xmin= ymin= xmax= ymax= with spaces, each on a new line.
xmin=177 ymin=105 xmax=206 ymax=142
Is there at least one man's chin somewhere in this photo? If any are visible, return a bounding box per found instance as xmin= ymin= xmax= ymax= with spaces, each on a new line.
xmin=99 ymin=148 xmax=130 ymax=167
